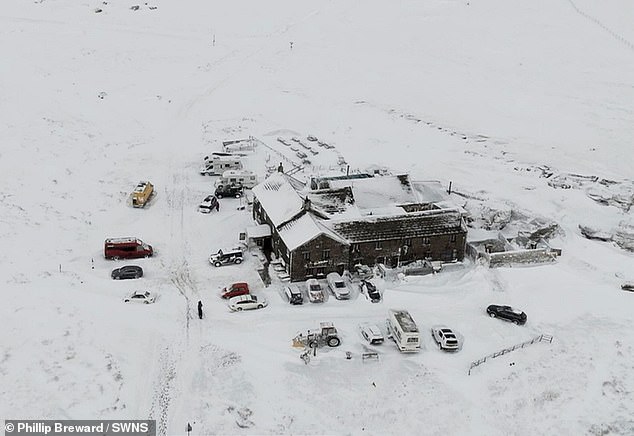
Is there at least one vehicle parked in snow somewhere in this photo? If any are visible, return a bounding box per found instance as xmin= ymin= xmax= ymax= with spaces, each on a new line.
xmin=359 ymin=280 xmax=381 ymax=303
xmin=386 ymin=309 xmax=420 ymax=353
xmin=198 ymin=195 xmax=219 ymax=213
xmin=104 ymin=237 xmax=153 ymax=260
xmin=221 ymin=282 xmax=250 ymax=299
xmin=284 ymin=286 xmax=304 ymax=305
xmin=326 ymin=272 xmax=351 ymax=300
xmin=307 ymin=135 xmax=318 ymax=142
xmin=277 ymin=137 xmax=291 ymax=146
xmin=214 ymin=183 xmax=243 ymax=198
xmin=486 ymin=305 xmax=527 ymax=325
xmin=293 ymin=322 xmax=341 ymax=348
xmin=354 ymin=264 xmax=374 ymax=280
xmin=306 ymin=279 xmax=324 ymax=303
xmin=621 ymin=283 xmax=634 ymax=292
xmin=228 ymin=294 xmax=267 ymax=311
xmin=131 ymin=181 xmax=154 ymax=208
xmin=111 ymin=265 xmax=143 ymax=280
xmin=200 ymin=156 xmax=243 ymax=176
xmin=209 ymin=247 xmax=244 ymax=267
xmin=123 ymin=290 xmax=156 ymax=304
xmin=431 ymin=326 xmax=460 ymax=351
xmin=359 ymin=323 xmax=384 ymax=345
xmin=215 ymin=170 xmax=258 ymax=189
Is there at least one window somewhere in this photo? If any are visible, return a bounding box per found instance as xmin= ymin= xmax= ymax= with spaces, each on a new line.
xmin=425 ymin=251 xmax=432 ymax=259
xmin=452 ymin=249 xmax=458 ymax=260
xmin=375 ymin=241 xmax=382 ymax=250
xmin=322 ymin=249 xmax=330 ymax=260
xmin=404 ymin=238 xmax=412 ymax=246
xmin=316 ymin=267 xmax=325 ymax=276
xmin=305 ymin=267 xmax=314 ymax=277
xmin=352 ymin=243 xmax=360 ymax=252
xmin=450 ymin=234 xmax=457 ymax=242
xmin=302 ymin=251 xmax=310 ymax=261
xmin=422 ymin=237 xmax=430 ymax=245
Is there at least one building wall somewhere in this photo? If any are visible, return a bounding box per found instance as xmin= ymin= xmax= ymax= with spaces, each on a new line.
xmin=290 ymin=234 xmax=349 ymax=282
xmin=349 ymin=232 xmax=467 ymax=268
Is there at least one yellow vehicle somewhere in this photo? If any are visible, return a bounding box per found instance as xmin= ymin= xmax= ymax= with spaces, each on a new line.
xmin=131 ymin=181 xmax=154 ymax=208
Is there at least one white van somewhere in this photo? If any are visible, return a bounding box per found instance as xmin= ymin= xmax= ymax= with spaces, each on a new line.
xmin=215 ymin=170 xmax=258 ymax=189
xmin=200 ymin=156 xmax=243 ymax=176
xmin=386 ymin=309 xmax=420 ymax=352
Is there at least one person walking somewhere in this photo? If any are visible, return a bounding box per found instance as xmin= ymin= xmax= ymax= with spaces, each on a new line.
xmin=197 ymin=300 xmax=203 ymax=319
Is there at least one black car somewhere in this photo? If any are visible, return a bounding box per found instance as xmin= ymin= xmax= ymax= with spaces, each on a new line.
xmin=214 ymin=184 xmax=243 ymax=199
xmin=111 ymin=265 xmax=143 ymax=280
xmin=487 ymin=305 xmax=527 ymax=325
xmin=360 ymin=280 xmax=381 ymax=303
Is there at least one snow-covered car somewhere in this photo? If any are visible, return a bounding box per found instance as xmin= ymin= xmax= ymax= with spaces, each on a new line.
xmin=306 ymin=279 xmax=324 ymax=303
xmin=228 ymin=294 xmax=268 ymax=311
xmin=487 ymin=305 xmax=527 ymax=325
xmin=291 ymin=136 xmax=301 ymax=143
xmin=111 ymin=265 xmax=143 ymax=280
xmin=209 ymin=247 xmax=243 ymax=267
xmin=326 ymin=272 xmax=351 ymax=300
xmin=431 ymin=326 xmax=460 ymax=351
xmin=354 ymin=264 xmax=374 ymax=280
xmin=198 ymin=195 xmax=219 ymax=213
xmin=359 ymin=323 xmax=384 ymax=345
xmin=621 ymin=283 xmax=634 ymax=292
xmin=359 ymin=280 xmax=381 ymax=303
xmin=123 ymin=290 xmax=156 ymax=304
xmin=306 ymin=135 xmax=318 ymax=142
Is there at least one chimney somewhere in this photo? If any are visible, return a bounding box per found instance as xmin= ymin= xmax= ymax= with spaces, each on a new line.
xmin=303 ymin=196 xmax=311 ymax=212
xmin=277 ymin=162 xmax=284 ymax=173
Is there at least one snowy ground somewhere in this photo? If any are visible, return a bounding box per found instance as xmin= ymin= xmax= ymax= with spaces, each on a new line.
xmin=1 ymin=0 xmax=633 ymax=435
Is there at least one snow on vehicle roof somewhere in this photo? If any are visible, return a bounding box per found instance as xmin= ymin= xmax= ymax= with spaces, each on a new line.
xmin=391 ymin=309 xmax=419 ymax=333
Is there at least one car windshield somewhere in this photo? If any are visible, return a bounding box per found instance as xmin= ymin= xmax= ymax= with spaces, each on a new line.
xmin=335 ymin=282 xmax=346 ymax=288
xmin=310 ymin=285 xmax=320 ymax=292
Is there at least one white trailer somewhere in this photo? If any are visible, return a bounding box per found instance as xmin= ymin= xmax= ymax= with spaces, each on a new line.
xmin=386 ymin=309 xmax=421 ymax=352
xmin=215 ymin=170 xmax=258 ymax=189
xmin=200 ymin=156 xmax=243 ymax=176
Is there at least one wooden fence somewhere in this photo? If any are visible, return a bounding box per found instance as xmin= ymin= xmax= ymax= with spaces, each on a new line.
xmin=468 ymin=334 xmax=553 ymax=375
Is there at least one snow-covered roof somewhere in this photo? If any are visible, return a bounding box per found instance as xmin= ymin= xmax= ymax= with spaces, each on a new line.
xmin=326 ymin=209 xmax=465 ymax=243
xmin=327 ymin=174 xmax=417 ymax=213
xmin=277 ymin=212 xmax=349 ymax=250
xmin=246 ymin=224 xmax=272 ymax=239
xmin=252 ymin=172 xmax=305 ymax=226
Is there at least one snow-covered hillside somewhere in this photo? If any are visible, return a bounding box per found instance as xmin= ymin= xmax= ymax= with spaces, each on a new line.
xmin=1 ymin=0 xmax=633 ymax=434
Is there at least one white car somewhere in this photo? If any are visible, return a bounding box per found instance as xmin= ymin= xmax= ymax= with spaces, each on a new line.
xmin=228 ymin=294 xmax=268 ymax=311
xmin=124 ymin=290 xmax=156 ymax=304
xmin=306 ymin=279 xmax=324 ymax=303
xmin=326 ymin=272 xmax=351 ymax=300
xmin=359 ymin=323 xmax=384 ymax=345
xmin=431 ymin=326 xmax=460 ymax=351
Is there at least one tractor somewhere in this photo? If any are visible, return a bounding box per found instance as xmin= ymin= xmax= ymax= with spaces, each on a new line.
xmin=293 ymin=322 xmax=341 ymax=349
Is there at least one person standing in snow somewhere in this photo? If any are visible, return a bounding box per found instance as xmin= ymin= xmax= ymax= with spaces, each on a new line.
xmin=197 ymin=300 xmax=203 ymax=319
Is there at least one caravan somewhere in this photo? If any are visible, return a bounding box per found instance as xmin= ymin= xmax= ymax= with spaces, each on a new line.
xmin=215 ymin=170 xmax=258 ymax=189
xmin=200 ymin=156 xmax=243 ymax=176
xmin=386 ymin=309 xmax=421 ymax=352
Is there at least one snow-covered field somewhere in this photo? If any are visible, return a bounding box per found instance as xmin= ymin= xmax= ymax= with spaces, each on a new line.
xmin=1 ymin=0 xmax=633 ymax=434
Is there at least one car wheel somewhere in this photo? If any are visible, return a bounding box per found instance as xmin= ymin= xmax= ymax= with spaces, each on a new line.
xmin=217 ymin=193 xmax=223 ymax=199
xmin=236 ymin=307 xmax=243 ymax=311
xmin=308 ymin=341 xmax=318 ymax=349
xmin=214 ymin=262 xmax=222 ymax=267
xmin=144 ymin=301 xmax=150 ymax=304
xmin=113 ymin=256 xmax=120 ymax=261
xmin=124 ymin=299 xmax=130 ymax=303
xmin=135 ymin=274 xmax=141 ymax=279
xmin=235 ymin=193 xmax=242 ymax=198
xmin=257 ymin=304 xmax=263 ymax=309
xmin=513 ymin=320 xmax=519 ymax=325
xmin=114 ymin=276 xmax=120 ymax=280
xmin=327 ymin=337 xmax=341 ymax=347
xmin=489 ymin=312 xmax=496 ymax=318
xmin=234 ymin=258 xmax=242 ymax=264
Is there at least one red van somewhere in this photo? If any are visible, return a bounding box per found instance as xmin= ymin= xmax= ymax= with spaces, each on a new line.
xmin=221 ymin=282 xmax=250 ymax=299
xmin=104 ymin=237 xmax=153 ymax=260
